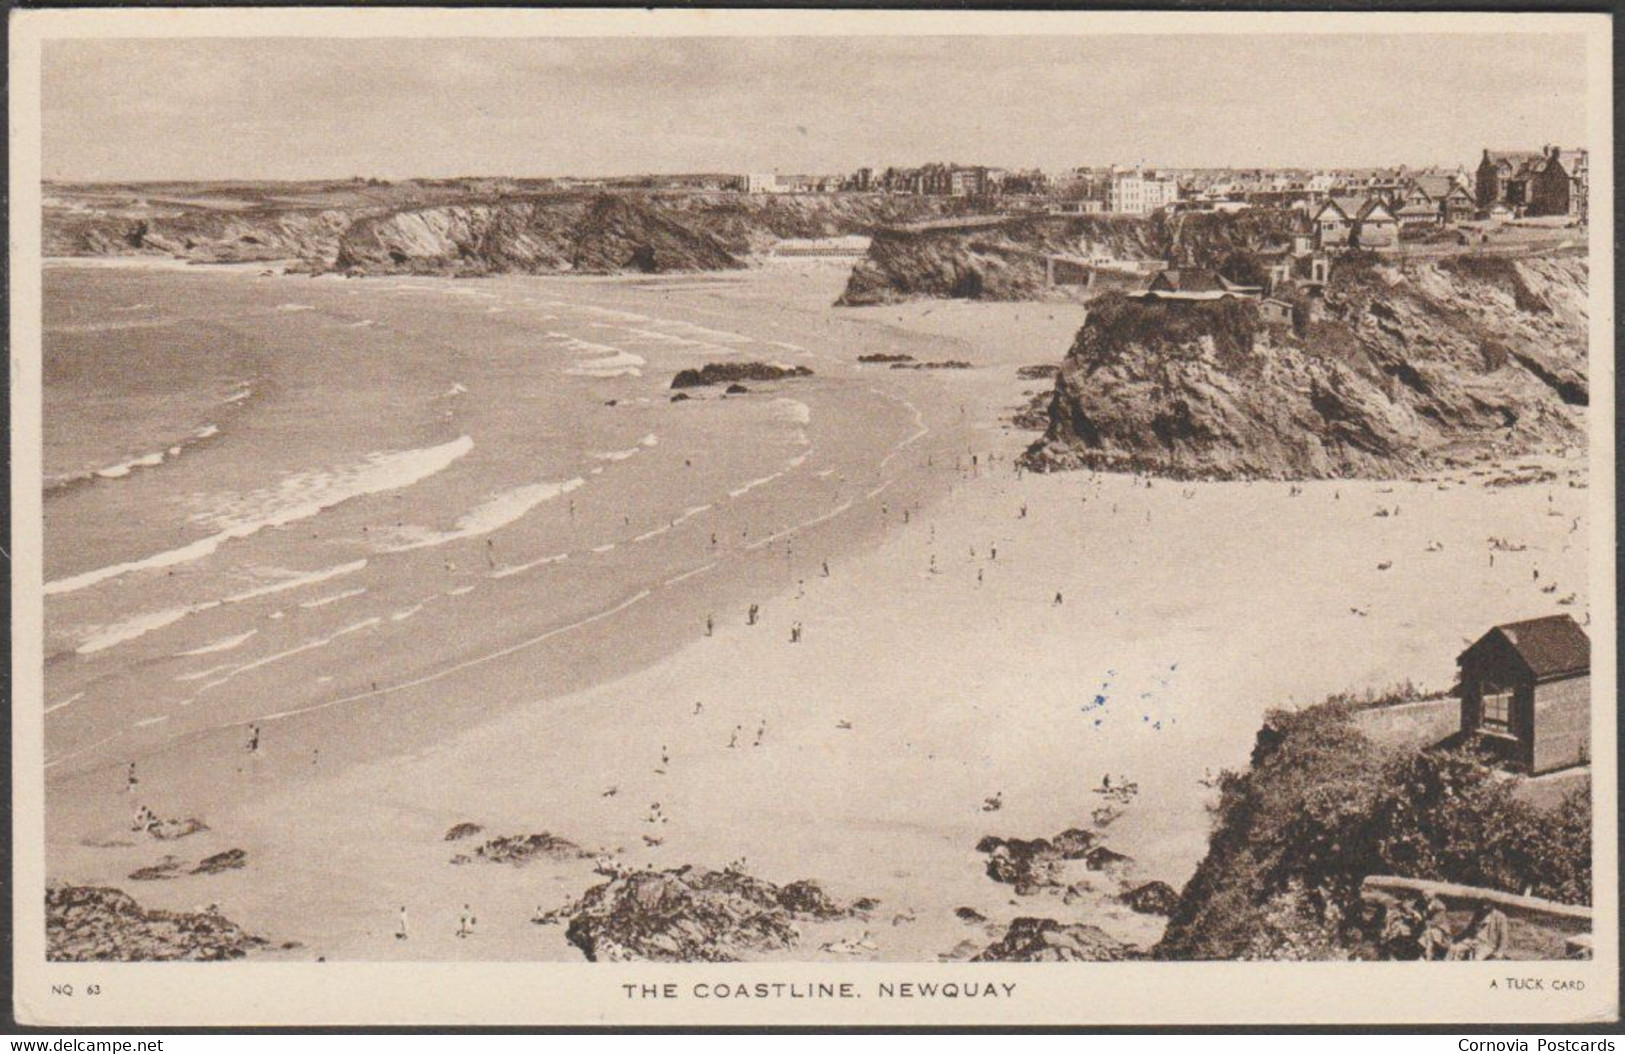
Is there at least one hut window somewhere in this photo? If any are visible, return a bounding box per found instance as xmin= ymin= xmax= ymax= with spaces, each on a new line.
xmin=1482 ymin=684 xmax=1513 ymax=730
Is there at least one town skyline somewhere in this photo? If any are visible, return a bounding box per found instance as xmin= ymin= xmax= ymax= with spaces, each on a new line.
xmin=43 ymin=33 xmax=1587 ymax=182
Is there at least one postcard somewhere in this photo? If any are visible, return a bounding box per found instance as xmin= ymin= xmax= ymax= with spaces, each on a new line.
xmin=9 ymin=7 xmax=1616 ymax=1027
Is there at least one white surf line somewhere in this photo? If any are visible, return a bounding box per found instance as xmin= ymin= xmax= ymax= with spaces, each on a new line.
xmin=76 ymin=606 xmax=199 ymax=655
xmin=728 ymin=472 xmax=784 ymax=499
xmin=44 ymin=692 xmax=84 ymax=715
xmin=489 ymin=552 xmax=569 ymax=580
xmin=873 ymin=388 xmax=930 ymax=471
xmin=446 ymin=585 xmax=476 ymax=596
xmin=132 ymin=715 xmax=169 ymax=728
xmin=390 ymin=603 xmax=426 ymax=622
xmin=672 ymin=503 xmax=713 ymax=526
xmin=175 ymin=662 xmax=241 ymax=683
xmin=299 ymin=587 xmax=368 ymax=610
xmin=176 ymin=628 xmax=259 ymax=656
xmin=195 ymin=617 xmax=383 ymax=695
xmin=45 ymin=433 xmax=468 ymax=596
xmin=632 ymin=524 xmax=674 ymax=544
xmin=743 ymin=497 xmax=859 ymax=553
xmin=662 ymin=561 xmax=719 ymax=588
xmin=225 ymin=558 xmax=368 ymax=600
xmin=74 ymin=560 xmax=369 ymax=661
xmin=590 ymin=543 xmax=616 ymax=554
xmin=44 ymin=730 xmax=125 ymax=771
xmin=248 ymin=588 xmax=655 ymax=726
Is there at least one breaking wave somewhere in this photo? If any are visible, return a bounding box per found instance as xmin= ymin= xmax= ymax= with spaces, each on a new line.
xmin=381 ymin=477 xmax=585 ymax=553
xmin=45 ymin=438 xmax=471 ymax=596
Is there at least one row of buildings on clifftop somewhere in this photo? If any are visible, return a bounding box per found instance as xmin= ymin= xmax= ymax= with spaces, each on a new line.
xmin=731 ymin=145 xmax=1589 ymax=229
xmin=1476 ymin=146 xmax=1590 ymax=223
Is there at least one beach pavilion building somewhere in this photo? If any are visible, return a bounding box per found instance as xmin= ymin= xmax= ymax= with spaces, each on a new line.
xmin=1457 ymin=614 xmax=1590 ymax=775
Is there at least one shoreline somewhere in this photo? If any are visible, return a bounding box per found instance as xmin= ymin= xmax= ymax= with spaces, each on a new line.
xmin=41 ymin=264 xmax=1591 ymax=964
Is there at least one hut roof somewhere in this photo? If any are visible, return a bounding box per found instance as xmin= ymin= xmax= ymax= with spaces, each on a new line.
xmin=1460 ymin=615 xmax=1591 ymax=680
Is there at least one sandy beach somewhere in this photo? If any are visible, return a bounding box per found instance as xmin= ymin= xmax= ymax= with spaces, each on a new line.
xmin=43 ymin=260 xmax=1589 ymax=962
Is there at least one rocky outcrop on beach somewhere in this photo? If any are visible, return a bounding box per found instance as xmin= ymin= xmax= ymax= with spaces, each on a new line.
xmin=450 ymin=831 xmax=590 ymax=867
xmin=972 ymin=917 xmax=1138 ymax=962
xmin=1023 ymin=250 xmax=1588 ymax=480
xmin=977 ymin=828 xmax=1129 ymax=894
xmin=47 ymin=885 xmax=269 ymax=962
xmin=1122 ymin=881 xmax=1181 ymax=915
xmin=837 ymin=209 xmax=1299 ymax=305
xmin=670 ymin=362 xmax=814 ymax=389
xmin=549 ymin=866 xmax=862 ymax=962
xmin=45 ymin=184 xmax=970 ymax=275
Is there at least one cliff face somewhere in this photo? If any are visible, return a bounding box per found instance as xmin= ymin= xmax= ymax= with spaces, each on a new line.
xmin=45 ymin=188 xmax=973 ymax=275
xmin=1022 ymin=250 xmax=1587 ymax=480
xmin=45 ymin=207 xmax=353 ymax=264
xmin=331 ymin=196 xmax=741 ymax=275
xmin=837 ymin=209 xmax=1301 ymax=305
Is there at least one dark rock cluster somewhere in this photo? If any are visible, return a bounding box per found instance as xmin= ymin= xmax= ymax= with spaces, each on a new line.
xmin=451 ymin=832 xmax=590 ymax=867
xmin=47 ymin=885 xmax=269 ymax=962
xmin=670 ymin=363 xmax=814 ymax=389
xmin=973 ymin=917 xmax=1137 ymax=962
xmin=548 ymin=866 xmax=865 ymax=962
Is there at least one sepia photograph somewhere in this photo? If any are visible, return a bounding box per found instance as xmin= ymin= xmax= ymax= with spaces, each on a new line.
xmin=8 ymin=7 xmax=1616 ymax=1028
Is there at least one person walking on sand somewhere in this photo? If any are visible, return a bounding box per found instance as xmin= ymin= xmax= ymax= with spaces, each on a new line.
xmin=396 ymin=906 xmax=409 ymax=941
xmin=125 ymin=762 xmax=138 ymax=795
xmin=247 ymin=725 xmax=260 ymax=755
xmin=1054 ymin=591 xmax=1064 ymax=607
xmin=457 ymin=904 xmax=476 ymax=939
xmin=977 ymin=568 xmax=984 ymax=586
xmin=729 ymin=725 xmax=740 ymax=749
xmin=705 ymin=614 xmax=714 ymax=637
xmin=796 ymin=580 xmax=805 ymax=599
xmin=754 ymin=721 xmax=766 ymax=747
xmin=747 ymin=603 xmax=759 ymax=626
xmin=694 ymin=701 xmax=704 ymax=716
xmin=822 ymin=559 xmax=830 ymax=578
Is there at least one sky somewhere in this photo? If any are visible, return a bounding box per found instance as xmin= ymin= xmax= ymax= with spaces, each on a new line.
xmin=41 ymin=33 xmax=1590 ymax=182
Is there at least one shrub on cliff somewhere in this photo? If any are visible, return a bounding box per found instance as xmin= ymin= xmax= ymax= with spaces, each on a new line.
xmin=1156 ymin=701 xmax=1591 ymax=960
xmin=1070 ymin=293 xmax=1262 ymax=372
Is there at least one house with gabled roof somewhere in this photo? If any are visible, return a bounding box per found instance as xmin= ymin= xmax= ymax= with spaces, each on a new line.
xmin=1458 ymin=614 xmax=1591 ymax=775
xmin=1312 ymin=195 xmax=1398 ymax=249
xmin=1352 ymin=198 xmax=1399 ymax=248
xmin=1311 ymin=195 xmax=1364 ymax=248
xmin=1403 ymin=175 xmax=1475 ymax=225
xmin=1477 ymin=149 xmax=1542 ymax=211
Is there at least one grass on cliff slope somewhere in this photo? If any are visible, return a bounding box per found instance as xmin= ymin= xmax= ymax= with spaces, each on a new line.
xmin=1155 ymin=700 xmax=1591 ymax=961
